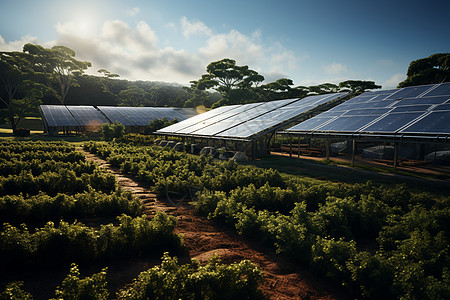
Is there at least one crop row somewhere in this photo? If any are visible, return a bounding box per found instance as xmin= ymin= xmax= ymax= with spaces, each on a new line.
xmin=0 ymin=141 xmax=180 ymax=274
xmin=85 ymin=141 xmax=450 ymax=299
xmin=1 ymin=253 xmax=263 ymax=300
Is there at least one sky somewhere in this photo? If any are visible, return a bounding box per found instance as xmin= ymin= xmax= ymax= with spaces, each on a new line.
xmin=1 ymin=0 xmax=449 ymax=89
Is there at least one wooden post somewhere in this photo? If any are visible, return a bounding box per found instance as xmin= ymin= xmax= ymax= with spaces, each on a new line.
xmin=393 ymin=142 xmax=398 ymax=172
xmin=289 ymin=136 xmax=292 ymax=158
xmin=326 ymin=138 xmax=330 ymax=160
xmin=252 ymin=141 xmax=256 ymax=161
xmin=298 ymin=136 xmax=301 ymax=158
xmin=351 ymin=139 xmax=356 ymax=167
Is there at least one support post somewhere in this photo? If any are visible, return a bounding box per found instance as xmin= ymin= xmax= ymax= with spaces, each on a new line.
xmin=393 ymin=142 xmax=398 ymax=172
xmin=326 ymin=138 xmax=330 ymax=160
xmin=252 ymin=141 xmax=256 ymax=161
xmin=351 ymin=139 xmax=356 ymax=167
xmin=289 ymin=136 xmax=292 ymax=158
xmin=298 ymin=136 xmax=301 ymax=158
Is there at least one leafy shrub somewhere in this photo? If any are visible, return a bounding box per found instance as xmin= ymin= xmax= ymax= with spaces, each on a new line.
xmin=117 ymin=253 xmax=264 ymax=300
xmin=51 ymin=263 xmax=109 ymax=300
xmin=0 ymin=281 xmax=33 ymax=300
xmin=101 ymin=122 xmax=125 ymax=141
xmin=0 ymin=212 xmax=182 ymax=267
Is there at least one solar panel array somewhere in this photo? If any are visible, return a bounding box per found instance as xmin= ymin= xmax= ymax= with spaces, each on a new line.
xmin=287 ymin=83 xmax=450 ymax=136
xmin=40 ymin=106 xmax=194 ymax=128
xmin=157 ymin=92 xmax=348 ymax=139
xmin=40 ymin=105 xmax=79 ymax=127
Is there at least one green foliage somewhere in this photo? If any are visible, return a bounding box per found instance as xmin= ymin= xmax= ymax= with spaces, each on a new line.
xmin=0 ymin=189 xmax=143 ymax=223
xmin=338 ymin=80 xmax=381 ymax=94
xmin=117 ymin=252 xmax=264 ymax=300
xmin=0 ymin=281 xmax=33 ymax=300
xmin=114 ymin=133 xmax=155 ymax=146
xmin=83 ymin=142 xmax=450 ymax=299
xmin=23 ymin=43 xmax=91 ymax=105
xmin=398 ymin=53 xmax=450 ymax=88
xmin=146 ymin=117 xmax=178 ymax=134
xmin=0 ymin=212 xmax=182 ymax=268
xmin=101 ymin=122 xmax=125 ymax=141
xmin=52 ymin=264 xmax=109 ymax=300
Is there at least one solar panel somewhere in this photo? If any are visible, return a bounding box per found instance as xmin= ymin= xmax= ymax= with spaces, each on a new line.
xmin=392 ymin=96 xmax=450 ymax=106
xmin=216 ymin=93 xmax=348 ymax=138
xmin=66 ymin=106 xmax=109 ymax=127
xmin=401 ymin=110 xmax=450 ymax=134
xmin=157 ymin=105 xmax=242 ymax=133
xmin=173 ymin=108 xmax=198 ymax=118
xmin=287 ymin=82 xmax=450 ymax=137
xmin=97 ymin=106 xmax=135 ymax=126
xmin=386 ymin=84 xmax=434 ymax=99
xmin=191 ymin=99 xmax=298 ymax=136
xmin=422 ymin=83 xmax=450 ymax=97
xmin=286 ymin=116 xmax=335 ymax=131
xmin=156 ymin=93 xmax=348 ymax=139
xmin=361 ymin=112 xmax=425 ymax=133
xmin=176 ymin=102 xmax=264 ymax=134
xmin=40 ymin=105 xmax=79 ymax=127
xmin=317 ymin=115 xmax=381 ymax=132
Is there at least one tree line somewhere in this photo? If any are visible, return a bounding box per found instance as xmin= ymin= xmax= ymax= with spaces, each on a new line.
xmin=1 ymin=42 xmax=448 ymax=134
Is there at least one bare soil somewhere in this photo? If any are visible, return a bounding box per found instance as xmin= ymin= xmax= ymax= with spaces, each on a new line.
xmin=79 ymin=148 xmax=350 ymax=299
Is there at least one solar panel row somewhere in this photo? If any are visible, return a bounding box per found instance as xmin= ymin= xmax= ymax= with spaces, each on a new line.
xmin=40 ymin=105 xmax=193 ymax=128
xmin=157 ymin=92 xmax=348 ymax=139
xmin=287 ymin=82 xmax=450 ymax=136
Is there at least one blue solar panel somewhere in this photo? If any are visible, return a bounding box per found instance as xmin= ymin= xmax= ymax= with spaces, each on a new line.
xmin=386 ymin=84 xmax=434 ymax=100
xmin=66 ymin=106 xmax=109 ymax=127
xmin=317 ymin=115 xmax=381 ymax=132
xmin=157 ymin=93 xmax=348 ymax=138
xmin=157 ymin=105 xmax=242 ymax=133
xmin=390 ymin=105 xmax=432 ymax=113
xmin=401 ymin=111 xmax=450 ymax=134
xmin=40 ymin=105 xmax=79 ymax=127
xmin=392 ymin=96 xmax=450 ymax=106
xmin=287 ymin=82 xmax=450 ymax=136
xmin=361 ymin=112 xmax=425 ymax=133
xmin=423 ymin=83 xmax=450 ymax=97
xmin=97 ymin=106 xmax=134 ymax=126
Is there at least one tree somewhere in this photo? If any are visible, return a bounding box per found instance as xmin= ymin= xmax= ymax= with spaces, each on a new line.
xmin=338 ymin=80 xmax=381 ymax=94
xmin=23 ymin=43 xmax=91 ymax=104
xmin=308 ymin=83 xmax=340 ymax=95
xmin=398 ymin=53 xmax=450 ymax=88
xmin=118 ymin=85 xmax=147 ymax=106
xmin=0 ymin=51 xmax=44 ymax=134
xmin=193 ymin=58 xmax=265 ymax=106
xmin=97 ymin=69 xmax=120 ymax=94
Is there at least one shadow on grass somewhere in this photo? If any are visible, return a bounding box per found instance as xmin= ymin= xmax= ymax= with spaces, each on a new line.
xmin=247 ymin=155 xmax=450 ymax=196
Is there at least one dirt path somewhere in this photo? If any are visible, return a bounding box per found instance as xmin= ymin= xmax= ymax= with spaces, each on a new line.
xmin=80 ymin=148 xmax=348 ymax=299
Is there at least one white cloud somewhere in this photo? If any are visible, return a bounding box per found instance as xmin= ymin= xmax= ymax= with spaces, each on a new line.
xmin=1 ymin=17 xmax=307 ymax=85
xmin=126 ymin=7 xmax=140 ymax=17
xmin=324 ymin=62 xmax=348 ymax=75
xmin=383 ymin=73 xmax=405 ymax=89
xmin=180 ymin=16 xmax=212 ymax=38
xmin=199 ymin=29 xmax=265 ymax=66
xmin=0 ymin=35 xmax=42 ymax=51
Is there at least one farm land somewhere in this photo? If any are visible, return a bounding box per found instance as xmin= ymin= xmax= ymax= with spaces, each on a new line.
xmin=1 ymin=135 xmax=449 ymax=299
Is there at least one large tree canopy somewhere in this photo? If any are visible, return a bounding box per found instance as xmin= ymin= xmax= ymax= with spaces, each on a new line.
xmin=23 ymin=43 xmax=91 ymax=104
xmin=339 ymin=80 xmax=381 ymax=94
xmin=398 ymin=53 xmax=450 ymax=88
xmin=0 ymin=51 xmax=43 ymax=134
xmin=192 ymin=58 xmax=265 ymax=106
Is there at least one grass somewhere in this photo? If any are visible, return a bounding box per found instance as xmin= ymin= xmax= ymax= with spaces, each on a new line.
xmin=0 ymin=117 xmax=44 ymax=132
xmin=247 ymin=155 xmax=450 ymax=196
